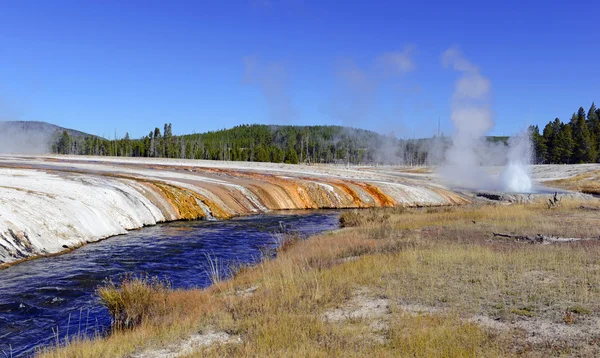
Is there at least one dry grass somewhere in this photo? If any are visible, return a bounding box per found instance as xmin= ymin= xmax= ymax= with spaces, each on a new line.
xmin=98 ymin=275 xmax=171 ymax=330
xmin=395 ymin=167 xmax=433 ymax=174
xmin=41 ymin=200 xmax=600 ymax=357
xmin=545 ymin=170 xmax=600 ymax=194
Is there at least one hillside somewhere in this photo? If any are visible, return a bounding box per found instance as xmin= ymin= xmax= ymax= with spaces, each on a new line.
xmin=5 ymin=121 xmax=511 ymax=165
xmin=180 ymin=124 xmax=409 ymax=164
xmin=0 ymin=121 xmax=93 ymax=154
xmin=49 ymin=123 xmax=451 ymax=165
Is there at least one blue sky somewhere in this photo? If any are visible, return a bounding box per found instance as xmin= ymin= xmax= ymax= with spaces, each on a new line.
xmin=0 ymin=0 xmax=598 ymax=138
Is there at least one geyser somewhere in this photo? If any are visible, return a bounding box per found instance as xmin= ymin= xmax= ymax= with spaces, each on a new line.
xmin=499 ymin=132 xmax=533 ymax=193
xmin=500 ymin=163 xmax=532 ymax=193
xmin=440 ymin=47 xmax=534 ymax=193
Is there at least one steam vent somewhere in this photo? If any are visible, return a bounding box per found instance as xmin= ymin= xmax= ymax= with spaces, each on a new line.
xmin=0 ymin=156 xmax=468 ymax=264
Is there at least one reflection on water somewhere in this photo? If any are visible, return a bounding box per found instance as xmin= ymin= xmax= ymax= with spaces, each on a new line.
xmin=0 ymin=210 xmax=339 ymax=356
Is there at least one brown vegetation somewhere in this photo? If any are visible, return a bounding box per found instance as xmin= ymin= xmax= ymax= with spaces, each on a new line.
xmin=98 ymin=275 xmax=172 ymax=330
xmin=545 ymin=170 xmax=600 ymax=195
xmin=41 ymin=200 xmax=600 ymax=357
xmin=395 ymin=167 xmax=433 ymax=174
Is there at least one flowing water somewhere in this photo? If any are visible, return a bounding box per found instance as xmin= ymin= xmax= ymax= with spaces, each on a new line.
xmin=0 ymin=210 xmax=340 ymax=356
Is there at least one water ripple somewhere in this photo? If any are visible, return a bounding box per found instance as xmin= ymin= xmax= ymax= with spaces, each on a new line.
xmin=0 ymin=210 xmax=339 ymax=356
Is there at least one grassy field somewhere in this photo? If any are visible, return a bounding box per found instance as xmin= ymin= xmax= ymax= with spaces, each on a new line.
xmin=41 ymin=200 xmax=600 ymax=357
xmin=545 ymin=170 xmax=600 ymax=195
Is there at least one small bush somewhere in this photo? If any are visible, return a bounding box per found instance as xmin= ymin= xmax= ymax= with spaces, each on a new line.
xmin=568 ymin=305 xmax=591 ymax=315
xmin=277 ymin=232 xmax=301 ymax=252
xmin=98 ymin=275 xmax=170 ymax=330
xmin=339 ymin=210 xmax=364 ymax=228
xmin=511 ymin=307 xmax=536 ymax=317
xmin=563 ymin=311 xmax=577 ymax=325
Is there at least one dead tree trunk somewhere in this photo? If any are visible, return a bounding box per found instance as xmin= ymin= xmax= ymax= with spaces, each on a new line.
xmin=492 ymin=232 xmax=598 ymax=244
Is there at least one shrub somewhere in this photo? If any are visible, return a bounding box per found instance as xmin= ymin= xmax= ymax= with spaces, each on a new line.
xmin=339 ymin=210 xmax=366 ymax=227
xmin=98 ymin=275 xmax=170 ymax=330
xmin=568 ymin=305 xmax=591 ymax=315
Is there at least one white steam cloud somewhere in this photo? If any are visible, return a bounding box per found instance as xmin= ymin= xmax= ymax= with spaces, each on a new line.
xmin=327 ymin=45 xmax=416 ymax=132
xmin=0 ymin=122 xmax=53 ymax=154
xmin=243 ymin=56 xmax=296 ymax=123
xmin=501 ymin=132 xmax=533 ymax=192
xmin=324 ymin=46 xmax=418 ymax=165
xmin=440 ymin=47 xmax=533 ymax=193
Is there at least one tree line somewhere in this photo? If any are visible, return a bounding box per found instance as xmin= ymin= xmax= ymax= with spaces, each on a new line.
xmin=63 ymin=116 xmax=600 ymax=167
xmin=530 ymin=103 xmax=600 ymax=164
xmin=52 ymin=123 xmax=457 ymax=166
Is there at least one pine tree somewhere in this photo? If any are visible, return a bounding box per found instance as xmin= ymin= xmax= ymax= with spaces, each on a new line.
xmin=271 ymin=146 xmax=284 ymax=163
xmin=123 ymin=132 xmax=131 ymax=157
xmin=587 ymin=103 xmax=600 ymax=161
xmin=588 ymin=103 xmax=598 ymax=133
xmin=284 ymin=146 xmax=299 ymax=164
xmin=570 ymin=107 xmax=596 ymax=163
xmin=529 ymin=125 xmax=547 ymax=163
xmin=57 ymin=131 xmax=72 ymax=155
xmin=163 ymin=123 xmax=173 ymax=158
xmin=153 ymin=127 xmax=162 ymax=157
xmin=542 ymin=119 xmax=561 ymax=163
xmin=555 ymin=123 xmax=575 ymax=164
xmin=254 ymin=145 xmax=269 ymax=162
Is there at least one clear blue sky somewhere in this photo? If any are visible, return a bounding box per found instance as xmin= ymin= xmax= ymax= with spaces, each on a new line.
xmin=0 ymin=0 xmax=598 ymax=139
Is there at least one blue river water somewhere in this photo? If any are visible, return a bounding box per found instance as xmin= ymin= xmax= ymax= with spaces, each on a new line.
xmin=0 ymin=210 xmax=340 ymax=356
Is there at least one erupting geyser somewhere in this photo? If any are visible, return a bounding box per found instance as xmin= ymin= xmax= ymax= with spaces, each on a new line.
xmin=440 ymin=47 xmax=534 ymax=193
xmin=499 ymin=132 xmax=534 ymax=193
xmin=500 ymin=163 xmax=532 ymax=193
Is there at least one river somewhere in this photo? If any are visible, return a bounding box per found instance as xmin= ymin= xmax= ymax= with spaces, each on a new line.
xmin=0 ymin=210 xmax=340 ymax=356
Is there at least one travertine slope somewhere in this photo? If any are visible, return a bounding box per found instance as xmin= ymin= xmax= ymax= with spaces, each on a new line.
xmin=0 ymin=156 xmax=467 ymax=264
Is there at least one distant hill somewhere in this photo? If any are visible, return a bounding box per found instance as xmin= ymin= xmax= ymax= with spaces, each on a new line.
xmin=0 ymin=121 xmax=91 ymax=137
xmin=0 ymin=121 xmax=94 ymax=154
xmin=40 ymin=122 xmax=515 ymax=165
xmin=180 ymin=124 xmax=395 ymax=163
xmin=5 ymin=121 xmax=512 ymax=165
xmin=49 ymin=123 xmax=451 ymax=165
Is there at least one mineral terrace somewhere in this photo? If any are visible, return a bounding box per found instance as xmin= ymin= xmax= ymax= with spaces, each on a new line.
xmin=0 ymin=155 xmax=469 ymax=265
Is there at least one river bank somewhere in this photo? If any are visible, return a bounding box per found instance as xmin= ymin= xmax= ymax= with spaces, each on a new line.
xmin=0 ymin=211 xmax=339 ymax=356
xmin=41 ymin=199 xmax=600 ymax=357
xmin=0 ymin=155 xmax=467 ymax=265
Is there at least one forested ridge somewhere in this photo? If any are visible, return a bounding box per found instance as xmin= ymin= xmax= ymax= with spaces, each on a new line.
xmin=52 ymin=124 xmax=457 ymax=165
xmin=50 ymin=102 xmax=600 ymax=166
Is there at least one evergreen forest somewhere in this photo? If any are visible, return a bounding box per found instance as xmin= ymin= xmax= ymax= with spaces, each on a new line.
xmin=51 ymin=102 xmax=600 ymax=165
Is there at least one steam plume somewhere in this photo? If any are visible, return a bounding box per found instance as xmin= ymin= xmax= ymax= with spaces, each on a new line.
xmin=327 ymin=45 xmax=416 ymax=131
xmin=0 ymin=121 xmax=53 ymax=154
xmin=440 ymin=47 xmax=533 ymax=192
xmin=500 ymin=132 xmax=533 ymax=192
xmin=243 ymin=56 xmax=296 ymax=123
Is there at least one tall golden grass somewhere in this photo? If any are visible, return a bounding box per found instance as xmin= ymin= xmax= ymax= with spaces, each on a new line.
xmin=41 ymin=201 xmax=600 ymax=357
xmin=97 ymin=275 xmax=171 ymax=330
